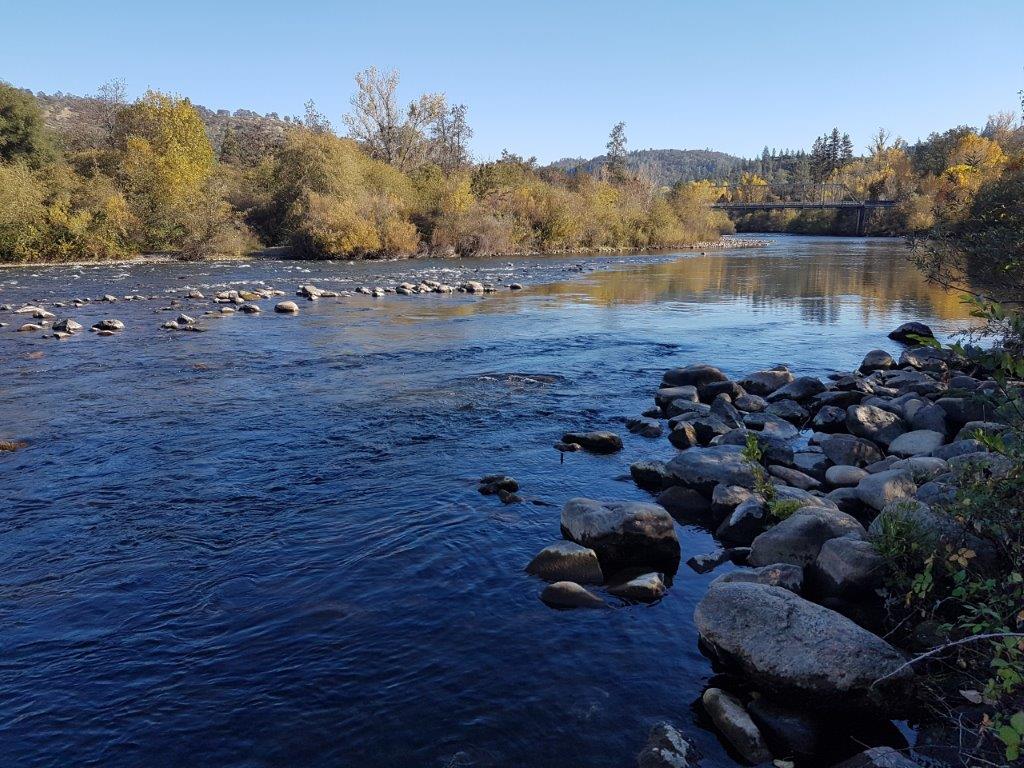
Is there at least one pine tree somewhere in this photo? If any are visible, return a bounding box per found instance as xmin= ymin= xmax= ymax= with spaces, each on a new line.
xmin=606 ymin=121 xmax=628 ymax=183
xmin=840 ymin=133 xmax=854 ymax=165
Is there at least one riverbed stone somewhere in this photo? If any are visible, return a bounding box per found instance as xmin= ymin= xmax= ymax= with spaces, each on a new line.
xmin=666 ymin=445 xmax=756 ymax=495
xmin=655 ymin=385 xmax=699 ymax=410
xmin=561 ymin=431 xmax=623 ymax=454
xmin=715 ymin=496 xmax=768 ymax=545
xmin=859 ymin=349 xmax=895 ymax=373
xmin=701 ymin=688 xmax=771 ymax=764
xmin=560 ymin=498 xmax=680 ymax=573
xmin=888 ymin=321 xmax=934 ymax=344
xmin=955 ymin=420 xmax=1008 ymax=443
xmin=832 ymin=746 xmax=920 ymax=768
xmin=655 ymin=486 xmax=712 ymax=520
xmin=930 ymin=439 xmax=986 ymax=460
xmin=626 ymin=417 xmax=663 ymax=438
xmin=748 ymin=508 xmax=866 ymax=568
xmin=693 ymin=582 xmax=911 ymax=706
xmin=810 ymin=536 xmax=885 ymax=598
xmin=846 ymin=405 xmax=906 ymax=446
xmin=887 ymin=429 xmax=946 ymax=457
xmin=710 ymin=484 xmax=754 ymax=521
xmin=733 ymin=393 xmax=766 ymax=413
xmin=738 ymin=368 xmax=795 ymax=397
xmin=91 ymin=318 xmax=124 ymax=332
xmin=661 ymin=364 xmax=728 ymax=389
xmin=767 ymin=376 xmax=827 ymax=404
xmin=667 ymin=421 xmax=699 ymax=450
xmin=608 ymin=572 xmax=666 ymax=603
xmin=540 ymin=581 xmax=606 ymax=609
xmin=819 ymin=434 xmax=884 ymax=467
xmin=746 ymin=698 xmax=826 ymax=762
xmin=769 ymin=464 xmax=821 ymax=491
xmin=813 ymin=405 xmax=848 ymax=433
xmin=908 ymin=402 xmax=949 ymax=435
xmin=856 ymin=468 xmax=917 ymax=511
xmin=478 ymin=474 xmax=518 ymax=494
xmin=636 ymin=722 xmax=695 ymax=768
xmin=52 ymin=318 xmax=82 ymax=334
xmin=275 ymin=301 xmax=299 ymax=313
xmin=630 ymin=460 xmax=669 ymax=491
xmin=826 ymin=465 xmax=868 ymax=488
xmin=526 ymin=542 xmax=603 ymax=584
xmin=712 ymin=563 xmax=803 ymax=593
xmin=766 ymin=398 xmax=809 ymax=424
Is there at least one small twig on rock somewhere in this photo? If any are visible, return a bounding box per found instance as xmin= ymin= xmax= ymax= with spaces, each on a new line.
xmin=872 ymin=632 xmax=1024 ymax=688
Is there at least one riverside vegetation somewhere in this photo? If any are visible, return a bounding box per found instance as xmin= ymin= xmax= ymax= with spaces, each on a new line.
xmin=0 ymin=71 xmax=732 ymax=264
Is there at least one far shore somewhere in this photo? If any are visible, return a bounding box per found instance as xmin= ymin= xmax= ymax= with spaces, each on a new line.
xmin=0 ymin=237 xmax=768 ymax=270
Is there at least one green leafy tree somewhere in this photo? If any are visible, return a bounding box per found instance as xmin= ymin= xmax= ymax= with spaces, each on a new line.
xmin=0 ymin=83 xmax=53 ymax=166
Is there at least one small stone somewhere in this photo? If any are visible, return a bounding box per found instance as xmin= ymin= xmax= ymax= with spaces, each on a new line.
xmin=701 ymin=688 xmax=772 ymax=764
xmin=825 ymin=465 xmax=868 ymax=488
xmin=239 ymin=303 xmax=261 ymax=314
xmin=636 ymin=723 xmax=695 ymax=768
xmin=608 ymin=572 xmax=666 ymax=603
xmin=526 ymin=542 xmax=603 ymax=584
xmin=561 ymin=431 xmax=622 ymax=454
xmin=275 ymin=301 xmax=300 ymax=313
xmin=540 ymin=581 xmax=606 ymax=609
xmin=91 ymin=319 xmax=124 ymax=332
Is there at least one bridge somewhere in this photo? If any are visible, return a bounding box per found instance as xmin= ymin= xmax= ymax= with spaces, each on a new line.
xmin=709 ymin=183 xmax=896 ymax=235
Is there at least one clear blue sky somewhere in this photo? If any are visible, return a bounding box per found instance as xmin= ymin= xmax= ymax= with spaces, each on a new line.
xmin=2 ymin=0 xmax=1022 ymax=162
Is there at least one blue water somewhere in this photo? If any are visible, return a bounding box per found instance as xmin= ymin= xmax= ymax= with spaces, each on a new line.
xmin=0 ymin=236 xmax=969 ymax=767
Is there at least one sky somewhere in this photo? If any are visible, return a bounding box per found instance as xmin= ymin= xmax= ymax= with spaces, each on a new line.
xmin=2 ymin=0 xmax=1022 ymax=163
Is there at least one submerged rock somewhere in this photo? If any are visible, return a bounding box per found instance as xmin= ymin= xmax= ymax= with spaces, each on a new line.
xmin=626 ymin=416 xmax=663 ymax=438
xmin=636 ymin=722 xmax=696 ymax=768
xmin=608 ymin=572 xmax=666 ymax=603
xmin=540 ymin=581 xmax=606 ymax=609
xmin=91 ymin=318 xmax=124 ymax=332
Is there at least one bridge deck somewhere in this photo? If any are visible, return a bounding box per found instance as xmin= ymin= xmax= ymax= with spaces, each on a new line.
xmin=712 ymin=201 xmax=896 ymax=210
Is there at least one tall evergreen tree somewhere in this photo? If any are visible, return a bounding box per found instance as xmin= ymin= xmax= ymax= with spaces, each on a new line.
xmin=606 ymin=121 xmax=628 ymax=183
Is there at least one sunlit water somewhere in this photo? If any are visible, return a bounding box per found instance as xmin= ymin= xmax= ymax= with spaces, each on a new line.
xmin=0 ymin=236 xmax=971 ymax=767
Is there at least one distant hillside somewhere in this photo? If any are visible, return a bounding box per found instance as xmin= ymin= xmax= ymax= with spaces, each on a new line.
xmin=34 ymin=91 xmax=295 ymax=163
xmin=550 ymin=148 xmax=745 ymax=187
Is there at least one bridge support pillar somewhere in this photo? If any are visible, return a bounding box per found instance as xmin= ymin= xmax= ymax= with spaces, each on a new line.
xmin=856 ymin=205 xmax=867 ymax=236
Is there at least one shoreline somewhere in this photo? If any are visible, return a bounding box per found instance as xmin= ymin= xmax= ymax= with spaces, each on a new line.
xmin=0 ymin=237 xmax=768 ymax=271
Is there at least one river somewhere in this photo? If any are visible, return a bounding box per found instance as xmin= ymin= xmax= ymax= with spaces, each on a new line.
xmin=0 ymin=235 xmax=971 ymax=767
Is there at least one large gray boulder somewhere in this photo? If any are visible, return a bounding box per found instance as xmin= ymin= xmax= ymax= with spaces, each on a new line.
xmin=701 ymin=688 xmax=772 ymax=764
xmin=560 ymin=498 xmax=680 ymax=573
xmin=859 ymin=349 xmax=895 ymax=373
xmin=665 ymin=445 xmax=757 ymax=495
xmin=856 ymin=468 xmax=917 ymax=511
xmin=887 ymin=429 xmax=946 ymax=457
xmin=526 ymin=542 xmax=604 ymax=584
xmin=693 ymin=582 xmax=911 ymax=707
xmin=846 ymin=405 xmax=906 ymax=446
xmin=748 ymin=508 xmax=866 ymax=568
xmin=888 ymin=321 xmax=934 ymax=344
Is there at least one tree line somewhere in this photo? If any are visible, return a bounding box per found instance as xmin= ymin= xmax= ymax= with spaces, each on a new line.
xmin=0 ymin=71 xmax=730 ymax=263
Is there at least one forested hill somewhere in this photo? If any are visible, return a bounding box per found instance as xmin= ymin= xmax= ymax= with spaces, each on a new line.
xmin=35 ymin=91 xmax=294 ymax=164
xmin=550 ymin=148 xmax=745 ymax=187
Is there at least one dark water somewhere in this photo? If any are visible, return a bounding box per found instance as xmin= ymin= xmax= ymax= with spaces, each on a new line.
xmin=0 ymin=236 xmax=970 ymax=768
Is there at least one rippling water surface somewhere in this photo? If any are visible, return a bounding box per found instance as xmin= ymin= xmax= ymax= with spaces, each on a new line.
xmin=0 ymin=236 xmax=971 ymax=767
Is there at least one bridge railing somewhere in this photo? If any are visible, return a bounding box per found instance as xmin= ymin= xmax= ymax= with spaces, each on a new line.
xmin=708 ymin=182 xmax=864 ymax=205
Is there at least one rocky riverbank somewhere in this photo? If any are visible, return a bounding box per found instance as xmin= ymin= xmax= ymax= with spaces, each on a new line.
xmin=521 ymin=321 xmax=1018 ymax=767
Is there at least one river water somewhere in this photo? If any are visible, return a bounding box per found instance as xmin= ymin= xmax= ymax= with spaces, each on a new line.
xmin=0 ymin=236 xmax=971 ymax=767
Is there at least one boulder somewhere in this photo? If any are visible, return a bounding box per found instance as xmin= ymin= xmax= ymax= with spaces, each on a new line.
xmin=662 ymin=364 xmax=728 ymax=389
xmin=846 ymin=405 xmax=906 ymax=447
xmin=738 ymin=368 xmax=795 ymax=396
xmin=608 ymin=572 xmax=666 ymax=603
xmin=790 ymin=451 xmax=830 ymax=482
xmin=887 ymin=430 xmax=946 ymax=458
xmin=954 ymin=420 xmax=1008 ymax=443
xmin=712 ymin=563 xmax=803 ymax=593
xmin=748 ymin=508 xmax=866 ymax=568
xmin=626 ymin=417 xmax=663 ymax=438
xmin=700 ymin=380 xmax=745 ymax=404
xmin=526 ymin=542 xmax=603 ymax=584
xmin=888 ymin=456 xmax=948 ymax=483
xmin=665 ymin=445 xmax=756 ymax=495
xmin=734 ymin=393 xmax=766 ymax=413
xmin=636 ymin=723 xmax=695 ymax=768
xmin=827 ymin=487 xmax=867 ymax=517
xmin=856 ymin=469 xmax=917 ymax=511
xmin=275 ymin=301 xmax=300 ymax=313
xmin=715 ymin=496 xmax=768 ymax=546
xmin=935 ymin=397 xmax=993 ymax=427
xmin=931 ymin=439 xmax=986 ymax=460
xmin=769 ymin=465 xmax=821 ymax=491
xmin=742 ymin=413 xmax=800 ymax=441
xmin=561 ymin=431 xmax=623 ymax=454
xmin=947 ymin=451 xmax=1014 ymax=480
xmin=710 ymin=394 xmax=743 ymax=428
xmin=766 ymin=399 xmax=809 ymax=424
xmin=91 ymin=318 xmax=124 ymax=332
xmin=813 ymin=405 xmax=848 ymax=433
xmin=710 ymin=484 xmax=754 ymax=521
xmin=655 ymin=486 xmax=712 ymax=520
xmin=560 ymin=498 xmax=680 ymax=573
xmin=867 ymin=500 xmax=979 ymax=554
xmin=655 ymin=385 xmax=699 ymax=410
xmin=540 ymin=581 xmax=606 ymax=609
xmin=819 ymin=434 xmax=884 ymax=467
xmin=810 ymin=536 xmax=886 ymax=598
xmin=630 ymin=460 xmax=670 ymax=491
xmin=52 ymin=318 xmax=82 ymax=333
xmin=693 ymin=583 xmax=911 ymax=706
xmin=767 ymin=376 xmax=827 ymax=404
xmin=908 ymin=402 xmax=948 ymax=435
xmin=667 ymin=421 xmax=699 ymax=450
xmin=859 ymin=349 xmax=895 ymax=373
xmin=746 ymin=699 xmax=826 ymax=762
xmin=887 ymin=321 xmax=934 ymax=344
xmin=826 ymin=465 xmax=869 ymax=488
xmin=899 ymin=346 xmax=951 ymax=372
xmin=701 ymin=688 xmax=771 ymax=764
xmin=478 ymin=474 xmax=518 ymax=494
